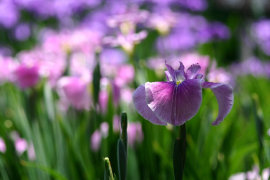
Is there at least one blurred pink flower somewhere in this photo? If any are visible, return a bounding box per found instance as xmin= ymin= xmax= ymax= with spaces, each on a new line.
xmin=113 ymin=115 xmax=120 ymax=133
xmin=121 ymin=87 xmax=133 ymax=104
xmin=103 ymin=30 xmax=147 ymax=54
xmin=100 ymin=122 xmax=109 ymax=138
xmin=17 ymin=49 xmax=66 ymax=87
xmin=57 ymin=77 xmax=91 ymax=110
xmin=27 ymin=142 xmax=36 ymax=161
xmin=127 ymin=122 xmax=144 ymax=148
xmin=115 ymin=65 xmax=135 ymax=86
xmin=91 ymin=130 xmax=102 ymax=152
xmin=42 ymin=28 xmax=102 ymax=54
xmin=0 ymin=56 xmax=17 ymax=84
xmin=207 ymin=61 xmax=233 ymax=85
xmin=229 ymin=166 xmax=270 ymax=180
xmin=99 ymin=90 xmax=109 ymax=114
xmin=0 ymin=138 xmax=6 ymax=153
xmin=106 ymin=4 xmax=148 ymax=35
xmin=14 ymin=63 xmax=40 ymax=89
xmin=15 ymin=138 xmax=28 ymax=155
xmin=147 ymin=7 xmax=178 ymax=35
xmin=70 ymin=52 xmax=96 ymax=83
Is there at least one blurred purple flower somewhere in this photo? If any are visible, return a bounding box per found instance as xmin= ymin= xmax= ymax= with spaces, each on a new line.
xmin=199 ymin=22 xmax=230 ymax=42
xmin=251 ymin=19 xmax=270 ymax=43
xmin=0 ymin=1 xmax=19 ymax=28
xmin=14 ymin=23 xmax=31 ymax=41
xmin=178 ymin=0 xmax=208 ymax=11
xmin=0 ymin=138 xmax=6 ymax=153
xmin=100 ymin=48 xmax=127 ymax=66
xmin=230 ymin=57 xmax=269 ymax=78
xmin=127 ymin=122 xmax=144 ymax=148
xmin=57 ymin=77 xmax=91 ymax=110
xmin=0 ymin=47 xmax=12 ymax=57
xmin=91 ymin=130 xmax=102 ymax=152
xmin=81 ymin=10 xmax=109 ymax=34
xmin=15 ymin=138 xmax=28 ymax=155
xmin=156 ymin=30 xmax=197 ymax=53
xmin=14 ymin=63 xmax=40 ymax=89
xmin=133 ymin=61 xmax=234 ymax=125
xmin=100 ymin=122 xmax=109 ymax=138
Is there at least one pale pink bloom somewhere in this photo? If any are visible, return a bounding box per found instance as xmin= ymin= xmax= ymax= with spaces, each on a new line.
xmin=42 ymin=28 xmax=102 ymax=54
xmin=229 ymin=166 xmax=270 ymax=180
xmin=100 ymin=122 xmax=109 ymax=138
xmin=121 ymin=87 xmax=133 ymax=104
xmin=207 ymin=61 xmax=233 ymax=85
xmin=57 ymin=77 xmax=91 ymax=110
xmin=127 ymin=122 xmax=144 ymax=148
xmin=0 ymin=138 xmax=6 ymax=153
xmin=69 ymin=28 xmax=102 ymax=53
xmin=113 ymin=115 xmax=120 ymax=133
xmin=91 ymin=130 xmax=102 ymax=152
xmin=115 ymin=65 xmax=135 ymax=86
xmin=147 ymin=57 xmax=166 ymax=70
xmin=0 ymin=56 xmax=17 ymax=84
xmin=207 ymin=68 xmax=232 ymax=84
xmin=147 ymin=8 xmax=178 ymax=35
xmin=17 ymin=49 xmax=66 ymax=86
xmin=107 ymin=4 xmax=148 ymax=34
xmin=267 ymin=129 xmax=270 ymax=136
xmin=70 ymin=52 xmax=96 ymax=83
xmin=15 ymin=138 xmax=28 ymax=155
xmin=103 ymin=30 xmax=147 ymax=54
xmin=27 ymin=142 xmax=36 ymax=161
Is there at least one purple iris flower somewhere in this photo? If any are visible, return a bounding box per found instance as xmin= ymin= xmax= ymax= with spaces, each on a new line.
xmin=133 ymin=62 xmax=234 ymax=126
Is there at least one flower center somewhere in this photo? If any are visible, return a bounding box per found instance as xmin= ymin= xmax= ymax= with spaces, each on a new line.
xmin=176 ymin=81 xmax=182 ymax=85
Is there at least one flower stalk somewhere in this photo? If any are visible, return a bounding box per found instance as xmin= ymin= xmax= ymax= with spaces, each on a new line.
xmin=173 ymin=123 xmax=186 ymax=180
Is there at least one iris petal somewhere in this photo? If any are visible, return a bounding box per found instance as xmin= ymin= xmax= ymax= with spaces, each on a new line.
xmin=202 ymin=82 xmax=234 ymax=125
xmin=173 ymin=79 xmax=203 ymax=125
xmin=145 ymin=79 xmax=203 ymax=126
xmin=133 ymin=85 xmax=167 ymax=125
xmin=165 ymin=71 xmax=173 ymax=81
xmin=165 ymin=62 xmax=176 ymax=81
xmin=145 ymin=82 xmax=176 ymax=124
xmin=186 ymin=64 xmax=201 ymax=79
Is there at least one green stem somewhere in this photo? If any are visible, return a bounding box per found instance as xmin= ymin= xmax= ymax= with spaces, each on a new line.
xmin=173 ymin=123 xmax=186 ymax=180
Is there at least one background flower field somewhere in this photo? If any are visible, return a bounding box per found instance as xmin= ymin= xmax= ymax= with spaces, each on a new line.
xmin=0 ymin=0 xmax=270 ymax=179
